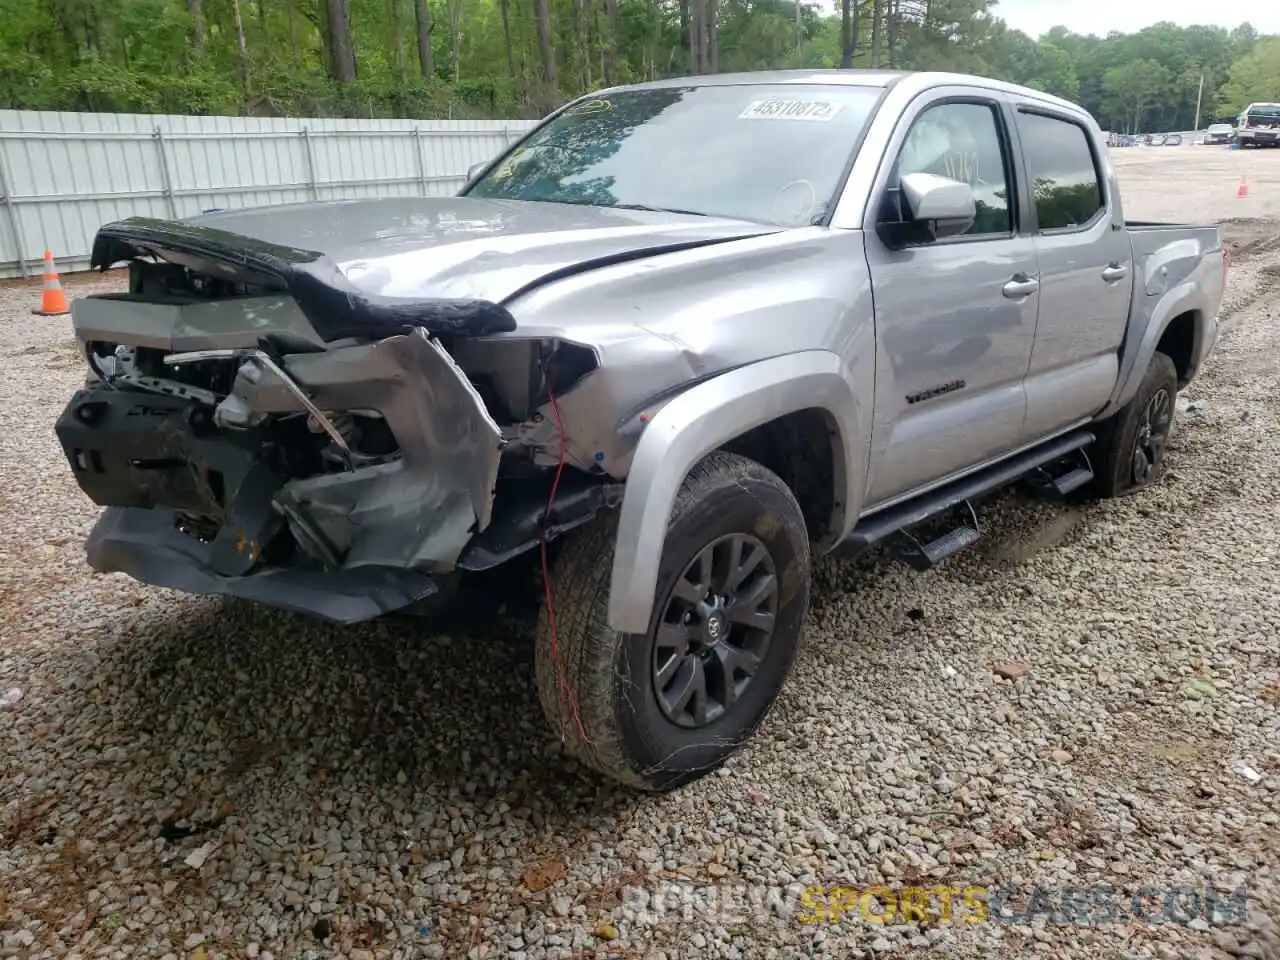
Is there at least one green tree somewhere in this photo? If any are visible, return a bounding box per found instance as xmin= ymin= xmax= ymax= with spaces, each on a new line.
xmin=987 ymin=27 xmax=1079 ymax=102
xmin=1217 ymin=36 xmax=1280 ymax=113
xmin=1102 ymin=59 xmax=1171 ymax=132
xmin=0 ymin=0 xmax=1270 ymax=126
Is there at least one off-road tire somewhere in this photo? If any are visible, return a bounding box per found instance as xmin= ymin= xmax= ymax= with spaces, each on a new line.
xmin=534 ymin=451 xmax=810 ymax=792
xmin=1090 ymin=351 xmax=1179 ymax=498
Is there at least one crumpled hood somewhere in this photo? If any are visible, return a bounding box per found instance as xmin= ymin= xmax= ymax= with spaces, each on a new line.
xmin=188 ymin=196 xmax=778 ymax=303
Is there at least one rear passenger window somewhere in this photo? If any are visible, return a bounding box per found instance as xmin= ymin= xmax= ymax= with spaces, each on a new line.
xmin=1018 ymin=111 xmax=1105 ymax=230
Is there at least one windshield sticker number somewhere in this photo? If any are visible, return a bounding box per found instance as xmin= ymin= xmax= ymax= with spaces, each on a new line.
xmin=739 ymin=99 xmax=843 ymax=122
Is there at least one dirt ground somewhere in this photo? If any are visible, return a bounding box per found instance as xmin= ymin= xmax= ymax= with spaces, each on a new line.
xmin=0 ymin=148 xmax=1277 ymax=960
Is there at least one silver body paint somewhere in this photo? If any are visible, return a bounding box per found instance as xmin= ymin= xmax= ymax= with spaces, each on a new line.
xmin=62 ymin=70 xmax=1225 ymax=631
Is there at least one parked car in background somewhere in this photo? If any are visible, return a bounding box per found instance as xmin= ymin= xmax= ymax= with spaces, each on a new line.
xmin=1236 ymin=103 xmax=1280 ymax=147
xmin=1163 ymin=133 xmax=1183 ymax=146
xmin=1204 ymin=123 xmax=1234 ymax=145
xmin=55 ymin=69 xmax=1228 ymax=792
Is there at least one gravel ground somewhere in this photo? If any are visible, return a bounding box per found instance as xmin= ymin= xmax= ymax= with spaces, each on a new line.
xmin=1 ymin=149 xmax=1278 ymax=960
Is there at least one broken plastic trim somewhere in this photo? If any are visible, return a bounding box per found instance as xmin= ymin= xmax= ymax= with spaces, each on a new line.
xmin=89 ymin=217 xmax=519 ymax=344
xmin=457 ymin=474 xmax=625 ymax=571
xmin=85 ymin=506 xmax=440 ymax=623
xmin=165 ymin=347 xmax=356 ymax=468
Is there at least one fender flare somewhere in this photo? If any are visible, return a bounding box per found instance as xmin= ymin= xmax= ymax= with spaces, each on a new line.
xmin=1102 ymin=280 xmax=1202 ymax=418
xmin=606 ymin=350 xmax=866 ymax=634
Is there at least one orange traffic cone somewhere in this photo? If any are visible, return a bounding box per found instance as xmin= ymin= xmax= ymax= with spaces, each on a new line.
xmin=1236 ymin=174 xmax=1250 ymax=199
xmin=32 ymin=250 xmax=70 ymax=316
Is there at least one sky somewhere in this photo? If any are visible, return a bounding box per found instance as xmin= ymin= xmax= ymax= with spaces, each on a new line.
xmin=992 ymin=0 xmax=1280 ymax=39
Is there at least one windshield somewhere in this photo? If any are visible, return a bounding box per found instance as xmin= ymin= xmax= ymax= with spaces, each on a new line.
xmin=1244 ymin=106 xmax=1280 ymax=123
xmin=466 ymin=84 xmax=883 ymax=226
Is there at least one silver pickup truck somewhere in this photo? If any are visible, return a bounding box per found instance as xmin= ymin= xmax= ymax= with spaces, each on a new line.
xmin=56 ymin=70 xmax=1226 ymax=792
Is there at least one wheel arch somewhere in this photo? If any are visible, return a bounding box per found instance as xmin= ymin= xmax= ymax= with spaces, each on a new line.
xmin=719 ymin=407 xmax=845 ymax=546
xmin=607 ymin=351 xmax=867 ymax=634
xmin=1154 ymin=310 xmax=1200 ymax=386
xmin=1104 ymin=283 xmax=1206 ymax=418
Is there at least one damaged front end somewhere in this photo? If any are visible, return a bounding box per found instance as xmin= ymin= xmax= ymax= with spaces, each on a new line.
xmin=55 ymin=217 xmax=600 ymax=623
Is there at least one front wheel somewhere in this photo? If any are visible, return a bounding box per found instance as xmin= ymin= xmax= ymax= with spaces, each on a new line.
xmin=1090 ymin=351 xmax=1178 ymax=498
xmin=534 ymin=451 xmax=811 ymax=792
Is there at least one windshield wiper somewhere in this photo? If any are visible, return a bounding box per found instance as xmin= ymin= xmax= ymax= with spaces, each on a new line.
xmin=609 ymin=202 xmax=714 ymax=217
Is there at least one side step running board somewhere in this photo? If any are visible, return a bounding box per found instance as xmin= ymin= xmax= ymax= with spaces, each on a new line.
xmin=897 ymin=500 xmax=982 ymax=571
xmin=839 ymin=430 xmax=1096 ymax=558
xmin=1025 ymin=447 xmax=1095 ymax=499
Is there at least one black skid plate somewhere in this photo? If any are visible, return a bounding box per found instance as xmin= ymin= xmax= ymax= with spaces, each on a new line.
xmin=55 ymin=386 xmax=282 ymax=577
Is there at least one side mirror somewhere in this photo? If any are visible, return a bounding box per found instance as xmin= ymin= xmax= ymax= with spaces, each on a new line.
xmin=466 ymin=160 xmax=489 ymax=184
xmin=876 ymin=172 xmax=976 ymax=248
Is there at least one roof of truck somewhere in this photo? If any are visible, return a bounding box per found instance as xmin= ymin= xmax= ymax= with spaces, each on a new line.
xmin=613 ymin=69 xmax=912 ymax=90
xmin=588 ymin=69 xmax=1086 ymax=116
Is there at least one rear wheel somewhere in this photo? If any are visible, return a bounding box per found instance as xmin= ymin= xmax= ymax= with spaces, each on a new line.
xmin=534 ymin=451 xmax=810 ymax=792
xmin=1090 ymin=351 xmax=1178 ymax=498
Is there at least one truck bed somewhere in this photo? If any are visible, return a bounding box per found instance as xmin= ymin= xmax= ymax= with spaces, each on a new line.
xmin=1106 ymin=219 xmax=1227 ymax=413
xmin=1125 ymin=221 xmax=1224 ymax=282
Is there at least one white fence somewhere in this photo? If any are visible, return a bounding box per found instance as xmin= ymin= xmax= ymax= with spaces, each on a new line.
xmin=0 ymin=110 xmax=539 ymax=279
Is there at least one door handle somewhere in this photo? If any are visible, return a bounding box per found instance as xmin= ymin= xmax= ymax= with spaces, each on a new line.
xmin=1002 ymin=276 xmax=1039 ymax=298
xmin=1101 ymin=263 xmax=1130 ymax=282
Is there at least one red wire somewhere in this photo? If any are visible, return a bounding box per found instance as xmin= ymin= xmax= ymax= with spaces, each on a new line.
xmin=540 ymin=382 xmax=592 ymax=745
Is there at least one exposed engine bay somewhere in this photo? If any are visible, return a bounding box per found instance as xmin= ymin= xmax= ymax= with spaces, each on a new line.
xmin=56 ymin=251 xmax=612 ymax=623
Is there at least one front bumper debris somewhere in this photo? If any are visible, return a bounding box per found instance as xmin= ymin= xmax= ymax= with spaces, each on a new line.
xmin=87 ymin=507 xmax=438 ymax=623
xmin=57 ymin=317 xmax=504 ymax=622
